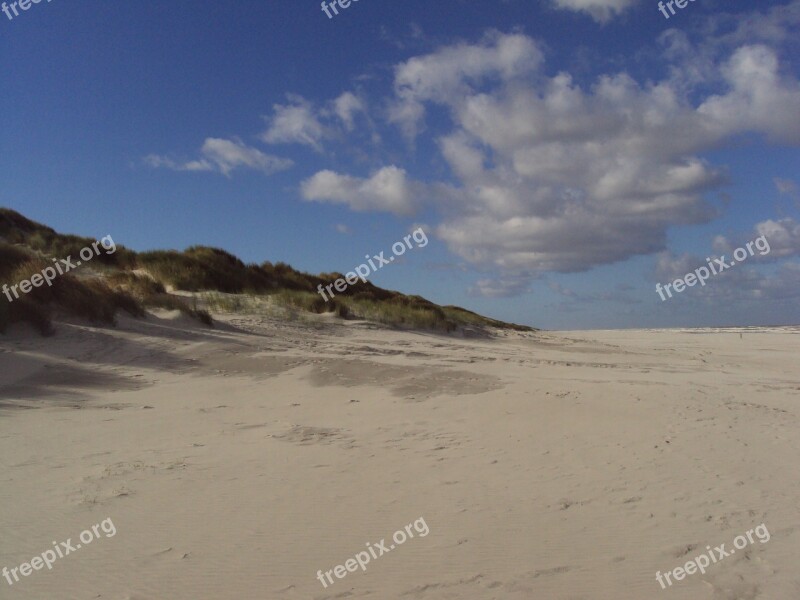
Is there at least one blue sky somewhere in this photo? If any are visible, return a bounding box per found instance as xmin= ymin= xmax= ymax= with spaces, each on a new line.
xmin=1 ymin=0 xmax=799 ymax=329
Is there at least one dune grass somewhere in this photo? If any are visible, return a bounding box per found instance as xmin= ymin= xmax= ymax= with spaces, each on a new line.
xmin=1 ymin=208 xmax=534 ymax=335
xmin=0 ymin=254 xmax=212 ymax=335
xmin=0 ymin=258 xmax=145 ymax=335
xmin=106 ymin=272 xmax=213 ymax=326
xmin=0 ymin=242 xmax=31 ymax=279
xmin=0 ymin=208 xmax=136 ymax=270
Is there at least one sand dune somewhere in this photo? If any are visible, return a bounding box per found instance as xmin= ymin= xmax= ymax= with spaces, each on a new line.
xmin=1 ymin=314 xmax=798 ymax=599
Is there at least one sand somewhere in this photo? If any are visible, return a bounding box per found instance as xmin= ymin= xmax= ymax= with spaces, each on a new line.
xmin=1 ymin=312 xmax=798 ymax=599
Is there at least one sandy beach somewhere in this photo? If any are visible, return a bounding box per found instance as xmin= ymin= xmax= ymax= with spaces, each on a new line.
xmin=3 ymin=0 xmax=799 ymax=596
xmin=1 ymin=314 xmax=798 ymax=599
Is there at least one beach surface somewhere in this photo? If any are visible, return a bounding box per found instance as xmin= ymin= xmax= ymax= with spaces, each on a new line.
xmin=1 ymin=313 xmax=798 ymax=599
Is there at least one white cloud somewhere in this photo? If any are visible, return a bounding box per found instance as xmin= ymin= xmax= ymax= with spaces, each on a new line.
xmin=551 ymin=0 xmax=639 ymax=23
xmin=261 ymin=95 xmax=328 ymax=151
xmin=698 ymin=0 xmax=800 ymax=48
xmin=697 ymin=45 xmax=800 ymax=143
xmin=333 ymin=92 xmax=365 ymax=131
xmin=715 ymin=218 xmax=800 ymax=260
xmin=377 ymin=31 xmax=798 ymax=283
xmin=143 ymin=154 xmax=214 ymax=172
xmin=300 ymin=166 xmax=420 ymax=216
xmin=200 ymin=138 xmax=294 ymax=176
xmin=389 ymin=31 xmax=543 ymax=140
xmin=260 ymin=92 xmax=374 ymax=149
xmin=655 ymin=250 xmax=800 ymax=304
xmin=145 ymin=138 xmax=293 ymax=177
xmin=154 ymin=6 xmax=798 ymax=302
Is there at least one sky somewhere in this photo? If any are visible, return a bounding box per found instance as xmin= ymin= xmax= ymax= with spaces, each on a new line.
xmin=1 ymin=0 xmax=799 ymax=330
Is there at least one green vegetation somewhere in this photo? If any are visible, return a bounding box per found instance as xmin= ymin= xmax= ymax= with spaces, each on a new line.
xmin=0 ymin=208 xmax=534 ymax=335
xmin=0 ymin=254 xmax=145 ymax=335
xmin=0 ymin=208 xmax=136 ymax=269
xmin=440 ymin=305 xmax=533 ymax=332
xmin=106 ymin=272 xmax=213 ymax=326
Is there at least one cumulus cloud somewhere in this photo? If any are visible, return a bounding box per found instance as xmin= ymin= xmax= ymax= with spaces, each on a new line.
xmin=714 ymin=218 xmax=800 ymax=260
xmin=551 ymin=0 xmax=639 ymax=23
xmin=697 ymin=0 xmax=800 ymax=48
xmin=389 ymin=31 xmax=543 ymax=139
xmin=199 ymin=138 xmax=294 ymax=176
xmin=379 ymin=28 xmax=798 ymax=288
xmin=412 ymin=54 xmax=736 ymax=273
xmin=155 ymin=4 xmax=800 ymax=304
xmin=655 ymin=249 xmax=800 ymax=304
xmin=144 ymin=138 xmax=293 ymax=177
xmin=261 ymin=95 xmax=328 ymax=151
xmin=697 ymin=45 xmax=800 ymax=143
xmin=654 ymin=216 xmax=800 ymax=308
xmin=260 ymin=92 xmax=375 ymax=149
xmin=300 ymin=166 xmax=421 ymax=216
xmin=294 ymin=18 xmax=800 ymax=296
xmin=333 ymin=92 xmax=365 ymax=131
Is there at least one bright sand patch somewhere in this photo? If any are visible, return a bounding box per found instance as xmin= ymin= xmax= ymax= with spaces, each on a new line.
xmin=1 ymin=315 xmax=798 ymax=599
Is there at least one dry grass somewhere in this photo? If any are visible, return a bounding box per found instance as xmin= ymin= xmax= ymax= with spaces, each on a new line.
xmin=0 ymin=259 xmax=145 ymax=334
xmin=106 ymin=272 xmax=212 ymax=326
xmin=1 ymin=207 xmax=534 ymax=335
xmin=0 ymin=208 xmax=136 ymax=269
xmin=0 ymin=261 xmax=212 ymax=335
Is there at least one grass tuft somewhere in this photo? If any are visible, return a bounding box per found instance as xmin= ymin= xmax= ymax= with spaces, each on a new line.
xmin=106 ymin=272 xmax=212 ymax=326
